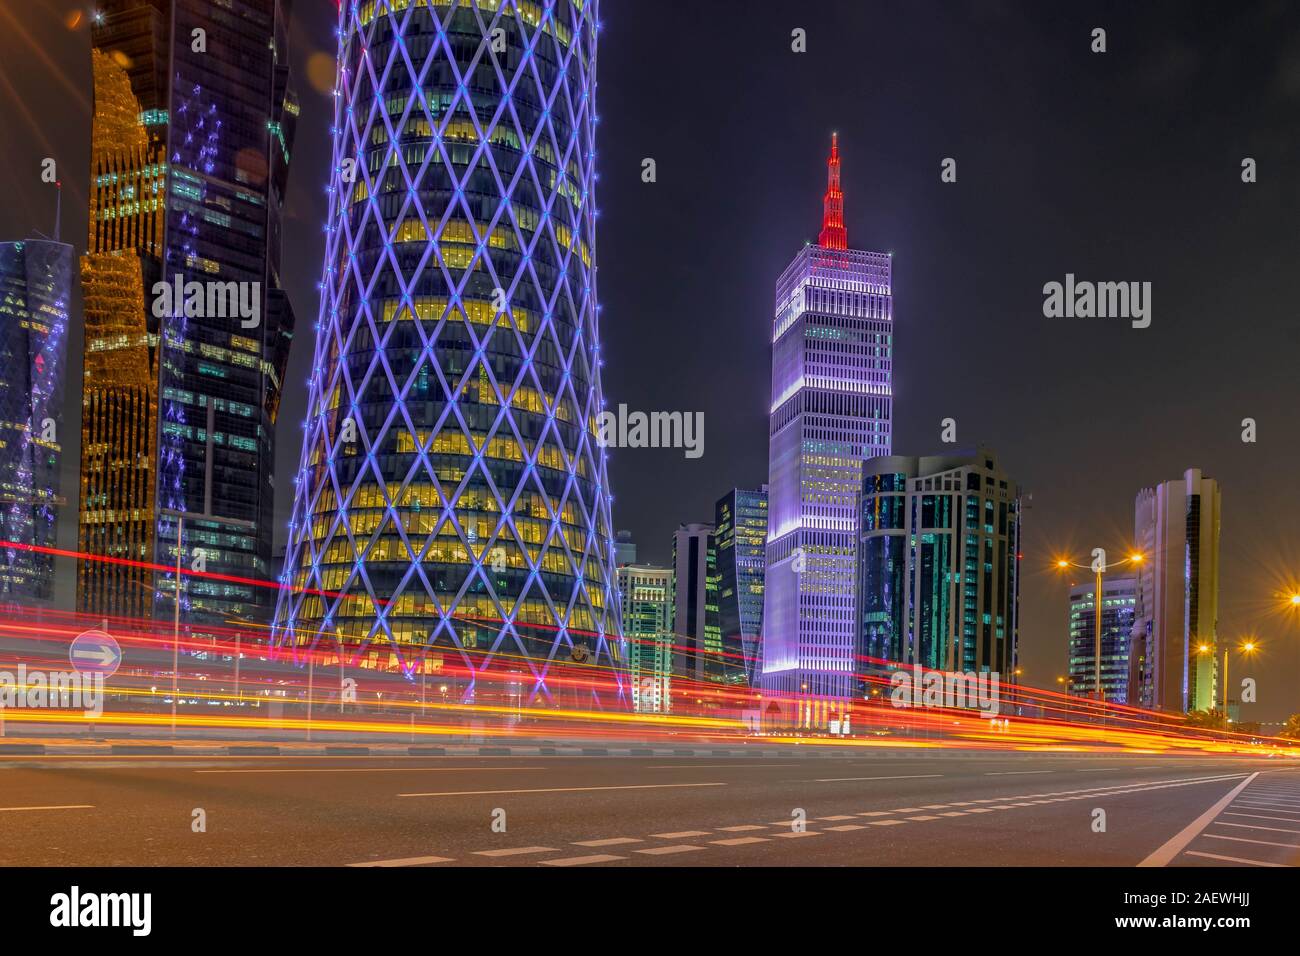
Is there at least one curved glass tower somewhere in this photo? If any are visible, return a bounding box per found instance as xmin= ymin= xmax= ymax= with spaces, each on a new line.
xmin=274 ymin=0 xmax=620 ymax=706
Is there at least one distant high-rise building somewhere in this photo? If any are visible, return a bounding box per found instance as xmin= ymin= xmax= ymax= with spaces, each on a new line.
xmin=672 ymin=523 xmax=715 ymax=683
xmin=0 ymin=238 xmax=72 ymax=603
xmin=857 ymin=450 xmax=1021 ymax=680
xmin=615 ymin=530 xmax=637 ymax=567
xmin=617 ymin=564 xmax=672 ymax=714
xmin=1067 ymin=574 xmax=1136 ymax=704
xmin=273 ymin=0 xmax=620 ymax=707
xmin=1131 ymin=469 xmax=1221 ymax=713
xmin=78 ymin=0 xmax=297 ymax=626
xmin=713 ymin=486 xmax=767 ymax=684
xmin=763 ymin=134 xmax=894 ymax=706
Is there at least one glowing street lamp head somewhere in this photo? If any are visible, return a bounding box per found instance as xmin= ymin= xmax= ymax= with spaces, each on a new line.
xmin=1055 ymin=558 xmax=1071 ymax=570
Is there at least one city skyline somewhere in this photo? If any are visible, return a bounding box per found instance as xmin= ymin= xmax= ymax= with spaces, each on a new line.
xmin=1 ymin=3 xmax=1299 ymax=720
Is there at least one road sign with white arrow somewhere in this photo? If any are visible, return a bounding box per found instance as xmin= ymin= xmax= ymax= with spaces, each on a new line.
xmin=69 ymin=630 xmax=121 ymax=678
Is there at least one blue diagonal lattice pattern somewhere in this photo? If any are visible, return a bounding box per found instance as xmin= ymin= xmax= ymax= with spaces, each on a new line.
xmin=273 ymin=0 xmax=622 ymax=707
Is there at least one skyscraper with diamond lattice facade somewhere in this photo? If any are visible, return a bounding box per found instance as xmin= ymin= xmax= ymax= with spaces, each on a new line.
xmin=274 ymin=0 xmax=621 ymax=707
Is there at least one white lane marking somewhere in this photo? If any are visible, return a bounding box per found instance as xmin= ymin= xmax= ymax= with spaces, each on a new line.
xmin=826 ymin=824 xmax=867 ymax=831
xmin=907 ymin=815 xmax=942 ymax=821
xmin=772 ymin=831 xmax=821 ymax=838
xmin=399 ymin=782 xmax=726 ymax=798
xmin=1205 ymin=834 xmax=1300 ymax=850
xmin=1234 ymin=802 xmax=1300 ymax=812
xmin=347 ymin=856 xmax=453 ymax=867
xmin=1138 ymin=773 xmax=1259 ymax=868
xmin=635 ymin=845 xmax=705 ymax=856
xmin=985 ymin=771 xmax=1053 ymax=776
xmin=650 ymin=831 xmax=711 ymax=839
xmin=196 ymin=767 xmax=545 ymax=774
xmin=1218 ymin=822 xmax=1300 ymax=835
xmin=868 ymin=820 xmax=907 ymax=826
xmin=573 ymin=838 xmax=642 ymax=847
xmin=812 ymin=774 xmax=945 ymax=783
xmin=646 ymin=764 xmax=795 ymax=769
xmin=1184 ymin=850 xmax=1285 ymax=867
xmin=711 ymin=837 xmax=768 ymax=846
xmin=1224 ymin=812 xmax=1300 ymax=822
xmin=473 ymin=847 xmax=557 ymax=858
xmin=717 ymin=825 xmax=767 ymax=832
xmin=0 ymin=805 xmax=94 ymax=812
xmin=541 ymin=854 xmax=624 ymax=867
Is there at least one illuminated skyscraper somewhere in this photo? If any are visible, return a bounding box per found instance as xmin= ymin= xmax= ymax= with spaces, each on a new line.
xmin=762 ymin=135 xmax=894 ymax=713
xmin=78 ymin=1 xmax=297 ymax=625
xmin=1130 ymin=469 xmax=1221 ymax=713
xmin=671 ymin=522 xmax=714 ymax=683
xmin=617 ymin=564 xmax=672 ymax=714
xmin=713 ymin=486 xmax=767 ymax=685
xmin=0 ymin=238 xmax=72 ymax=603
xmin=858 ymin=450 xmax=1021 ymax=681
xmin=275 ymin=0 xmax=619 ymax=706
xmin=1068 ymin=574 xmax=1135 ymax=704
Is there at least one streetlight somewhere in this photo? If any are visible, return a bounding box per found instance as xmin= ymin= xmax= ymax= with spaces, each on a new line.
xmin=1203 ymin=639 xmax=1259 ymax=720
xmin=1056 ymin=550 xmax=1144 ymax=705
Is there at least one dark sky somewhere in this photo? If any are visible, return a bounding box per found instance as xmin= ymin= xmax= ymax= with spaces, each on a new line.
xmin=4 ymin=1 xmax=1300 ymax=720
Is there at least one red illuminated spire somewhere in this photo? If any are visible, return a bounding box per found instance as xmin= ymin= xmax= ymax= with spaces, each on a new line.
xmin=818 ymin=132 xmax=847 ymax=250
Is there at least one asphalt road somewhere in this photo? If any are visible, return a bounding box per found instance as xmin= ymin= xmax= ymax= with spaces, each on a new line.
xmin=2 ymin=751 xmax=1298 ymax=866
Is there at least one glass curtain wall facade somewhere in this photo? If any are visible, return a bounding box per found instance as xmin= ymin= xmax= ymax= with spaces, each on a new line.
xmin=0 ymin=240 xmax=72 ymax=603
xmin=713 ymin=486 xmax=767 ymax=685
xmin=858 ymin=450 xmax=1021 ymax=682
xmin=79 ymin=0 xmax=297 ymax=627
xmin=275 ymin=0 xmax=620 ymax=707
xmin=1067 ymin=574 xmax=1136 ymax=703
xmin=762 ymin=135 xmax=894 ymax=715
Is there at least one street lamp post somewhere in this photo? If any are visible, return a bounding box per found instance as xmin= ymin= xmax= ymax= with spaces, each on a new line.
xmin=1057 ymin=550 xmax=1144 ymax=712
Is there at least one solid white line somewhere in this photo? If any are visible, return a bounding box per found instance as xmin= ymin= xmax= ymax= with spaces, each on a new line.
xmin=1205 ymin=834 xmax=1300 ymax=850
xmin=1184 ymin=850 xmax=1285 ymax=867
xmin=347 ymin=856 xmax=453 ymax=868
xmin=1224 ymin=812 xmax=1300 ymax=822
xmin=812 ymin=774 xmax=944 ymax=783
xmin=647 ymin=764 xmax=794 ymax=769
xmin=1138 ymin=773 xmax=1259 ymax=867
xmin=399 ymin=782 xmax=726 ymax=798
xmin=1218 ymin=822 xmax=1300 ymax=835
xmin=0 ymin=804 xmax=94 ymax=813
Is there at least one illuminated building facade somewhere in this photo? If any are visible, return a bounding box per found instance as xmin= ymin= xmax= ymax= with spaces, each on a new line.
xmin=1130 ymin=469 xmax=1221 ymax=713
xmin=857 ymin=450 xmax=1021 ymax=681
xmin=671 ymin=522 xmax=716 ymax=683
xmin=712 ymin=486 xmax=767 ymax=685
xmin=762 ymin=135 xmax=894 ymax=713
xmin=78 ymin=0 xmax=298 ymax=625
xmin=617 ymin=564 xmax=672 ymax=713
xmin=0 ymin=239 xmax=72 ymax=603
xmin=1067 ymin=574 xmax=1135 ymax=703
xmin=275 ymin=0 xmax=620 ymax=705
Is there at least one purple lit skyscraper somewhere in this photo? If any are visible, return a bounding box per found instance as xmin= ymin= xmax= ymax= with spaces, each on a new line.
xmin=761 ymin=136 xmax=894 ymax=723
xmin=274 ymin=1 xmax=621 ymax=707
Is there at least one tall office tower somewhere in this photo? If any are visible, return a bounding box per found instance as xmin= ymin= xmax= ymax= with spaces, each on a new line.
xmin=672 ymin=523 xmax=715 ymax=683
xmin=1130 ymin=469 xmax=1221 ymax=713
xmin=762 ymin=135 xmax=894 ymax=711
xmin=858 ymin=450 xmax=1021 ymax=680
xmin=713 ymin=486 xmax=768 ymax=685
xmin=78 ymin=1 xmax=297 ymax=625
xmin=0 ymin=239 xmax=72 ymax=603
xmin=275 ymin=0 xmax=619 ymax=705
xmin=617 ymin=564 xmax=673 ymax=714
xmin=1067 ymin=574 xmax=1136 ymax=703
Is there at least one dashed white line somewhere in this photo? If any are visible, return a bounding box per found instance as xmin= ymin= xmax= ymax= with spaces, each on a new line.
xmin=347 ymin=856 xmax=453 ymax=867
xmin=635 ymin=845 xmax=706 ymax=856
xmin=573 ymin=838 xmax=642 ymax=847
xmin=813 ymin=774 xmax=945 ymax=783
xmin=542 ymin=854 xmax=624 ymax=867
xmin=473 ymin=847 xmax=557 ymax=858
xmin=0 ymin=805 xmax=94 ymax=813
xmin=399 ymin=782 xmax=726 ymax=798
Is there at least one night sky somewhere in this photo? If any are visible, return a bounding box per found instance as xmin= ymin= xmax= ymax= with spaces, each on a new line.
xmin=4 ymin=0 xmax=1300 ymax=719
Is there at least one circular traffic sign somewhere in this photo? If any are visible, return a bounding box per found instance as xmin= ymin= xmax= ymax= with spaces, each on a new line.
xmin=70 ymin=630 xmax=122 ymax=678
